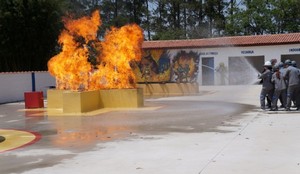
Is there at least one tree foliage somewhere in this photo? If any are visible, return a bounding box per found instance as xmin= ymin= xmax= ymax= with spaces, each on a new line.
xmin=0 ymin=0 xmax=64 ymax=72
xmin=1 ymin=0 xmax=300 ymax=72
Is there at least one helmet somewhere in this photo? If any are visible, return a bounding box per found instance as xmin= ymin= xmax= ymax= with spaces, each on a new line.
xmin=291 ymin=60 xmax=297 ymax=67
xmin=278 ymin=62 xmax=284 ymax=68
xmin=284 ymin=59 xmax=291 ymax=65
xmin=271 ymin=59 xmax=277 ymax=65
xmin=273 ymin=64 xmax=279 ymax=71
xmin=264 ymin=61 xmax=272 ymax=67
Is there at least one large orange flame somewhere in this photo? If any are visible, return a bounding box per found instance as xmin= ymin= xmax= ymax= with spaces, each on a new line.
xmin=89 ymin=24 xmax=143 ymax=89
xmin=48 ymin=10 xmax=144 ymax=91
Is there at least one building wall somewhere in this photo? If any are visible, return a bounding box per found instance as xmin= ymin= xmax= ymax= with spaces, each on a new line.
xmin=165 ymin=43 xmax=300 ymax=85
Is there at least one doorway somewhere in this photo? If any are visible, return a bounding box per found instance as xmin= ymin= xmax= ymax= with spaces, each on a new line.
xmin=281 ymin=54 xmax=300 ymax=65
xmin=202 ymin=57 xmax=214 ymax=85
xmin=228 ymin=56 xmax=263 ymax=85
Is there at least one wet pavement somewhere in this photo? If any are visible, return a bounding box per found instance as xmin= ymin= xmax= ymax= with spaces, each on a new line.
xmin=1 ymin=85 xmax=300 ymax=174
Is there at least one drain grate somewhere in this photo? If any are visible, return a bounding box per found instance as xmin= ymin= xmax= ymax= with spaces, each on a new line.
xmin=0 ymin=136 xmax=5 ymax=143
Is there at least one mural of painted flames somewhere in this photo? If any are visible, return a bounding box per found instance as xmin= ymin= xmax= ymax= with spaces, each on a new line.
xmin=134 ymin=50 xmax=199 ymax=83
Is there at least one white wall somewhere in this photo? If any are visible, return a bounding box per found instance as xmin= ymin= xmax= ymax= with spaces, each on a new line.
xmin=207 ymin=44 xmax=300 ymax=85
xmin=169 ymin=43 xmax=300 ymax=85
xmin=0 ymin=72 xmax=55 ymax=104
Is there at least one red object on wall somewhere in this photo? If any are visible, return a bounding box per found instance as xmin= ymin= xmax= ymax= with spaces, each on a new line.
xmin=24 ymin=91 xmax=44 ymax=109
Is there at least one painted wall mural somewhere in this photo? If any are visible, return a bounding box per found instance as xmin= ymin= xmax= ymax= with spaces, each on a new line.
xmin=133 ymin=49 xmax=171 ymax=83
xmin=171 ymin=50 xmax=199 ymax=83
xmin=133 ymin=49 xmax=199 ymax=83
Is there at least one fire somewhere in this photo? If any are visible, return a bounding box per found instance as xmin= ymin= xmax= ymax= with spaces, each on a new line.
xmin=90 ymin=24 xmax=143 ymax=89
xmin=48 ymin=10 xmax=144 ymax=91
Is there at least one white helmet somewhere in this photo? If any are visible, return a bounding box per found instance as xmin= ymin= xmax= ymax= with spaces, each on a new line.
xmin=264 ymin=61 xmax=272 ymax=66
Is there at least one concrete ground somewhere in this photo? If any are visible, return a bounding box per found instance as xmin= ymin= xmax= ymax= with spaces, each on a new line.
xmin=1 ymin=85 xmax=300 ymax=174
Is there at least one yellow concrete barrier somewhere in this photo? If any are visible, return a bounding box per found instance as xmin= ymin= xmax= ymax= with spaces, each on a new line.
xmin=47 ymin=89 xmax=64 ymax=108
xmin=63 ymin=90 xmax=101 ymax=113
xmin=99 ymin=88 xmax=144 ymax=108
xmin=47 ymin=88 xmax=144 ymax=114
xmin=138 ymin=83 xmax=199 ymax=96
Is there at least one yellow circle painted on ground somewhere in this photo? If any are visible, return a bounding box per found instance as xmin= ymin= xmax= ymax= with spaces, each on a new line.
xmin=0 ymin=129 xmax=41 ymax=153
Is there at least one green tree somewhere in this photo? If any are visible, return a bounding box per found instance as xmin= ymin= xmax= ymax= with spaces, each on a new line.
xmin=98 ymin=0 xmax=148 ymax=38
xmin=151 ymin=0 xmax=227 ymax=40
xmin=225 ymin=0 xmax=244 ymax=36
xmin=225 ymin=0 xmax=300 ymax=35
xmin=186 ymin=0 xmax=211 ymax=39
xmin=0 ymin=0 xmax=65 ymax=72
xmin=151 ymin=0 xmax=186 ymax=40
xmin=242 ymin=0 xmax=274 ymax=35
xmin=204 ymin=0 xmax=227 ymax=37
xmin=271 ymin=0 xmax=300 ymax=33
xmin=65 ymin=0 xmax=300 ymax=40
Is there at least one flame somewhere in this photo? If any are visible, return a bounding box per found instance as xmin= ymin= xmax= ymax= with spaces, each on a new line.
xmin=48 ymin=10 xmax=101 ymax=91
xmin=48 ymin=10 xmax=144 ymax=91
xmin=90 ymin=24 xmax=143 ymax=89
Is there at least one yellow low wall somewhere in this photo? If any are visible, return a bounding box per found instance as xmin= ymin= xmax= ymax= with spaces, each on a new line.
xmin=47 ymin=89 xmax=64 ymax=108
xmin=63 ymin=90 xmax=101 ymax=113
xmin=138 ymin=83 xmax=199 ymax=96
xmin=47 ymin=88 xmax=144 ymax=114
xmin=99 ymin=88 xmax=143 ymax=108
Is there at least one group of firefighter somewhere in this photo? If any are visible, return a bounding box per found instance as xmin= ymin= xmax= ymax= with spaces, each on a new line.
xmin=259 ymin=59 xmax=300 ymax=111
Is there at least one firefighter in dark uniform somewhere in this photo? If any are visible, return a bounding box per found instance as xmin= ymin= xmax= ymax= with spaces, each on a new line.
xmin=271 ymin=64 xmax=287 ymax=111
xmin=258 ymin=61 xmax=274 ymax=110
xmin=283 ymin=59 xmax=300 ymax=111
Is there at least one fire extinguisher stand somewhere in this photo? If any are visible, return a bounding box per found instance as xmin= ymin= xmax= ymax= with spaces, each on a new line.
xmin=24 ymin=72 xmax=44 ymax=109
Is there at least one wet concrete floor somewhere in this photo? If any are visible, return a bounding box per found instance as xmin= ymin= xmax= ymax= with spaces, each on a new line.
xmin=0 ymin=85 xmax=281 ymax=174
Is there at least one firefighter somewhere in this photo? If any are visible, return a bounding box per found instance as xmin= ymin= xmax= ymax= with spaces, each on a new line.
xmin=283 ymin=59 xmax=300 ymax=111
xmin=258 ymin=61 xmax=274 ymax=110
xmin=271 ymin=64 xmax=287 ymax=111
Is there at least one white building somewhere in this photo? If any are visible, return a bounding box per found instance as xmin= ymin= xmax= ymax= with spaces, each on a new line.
xmin=2 ymin=33 xmax=300 ymax=103
xmin=142 ymin=33 xmax=300 ymax=85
